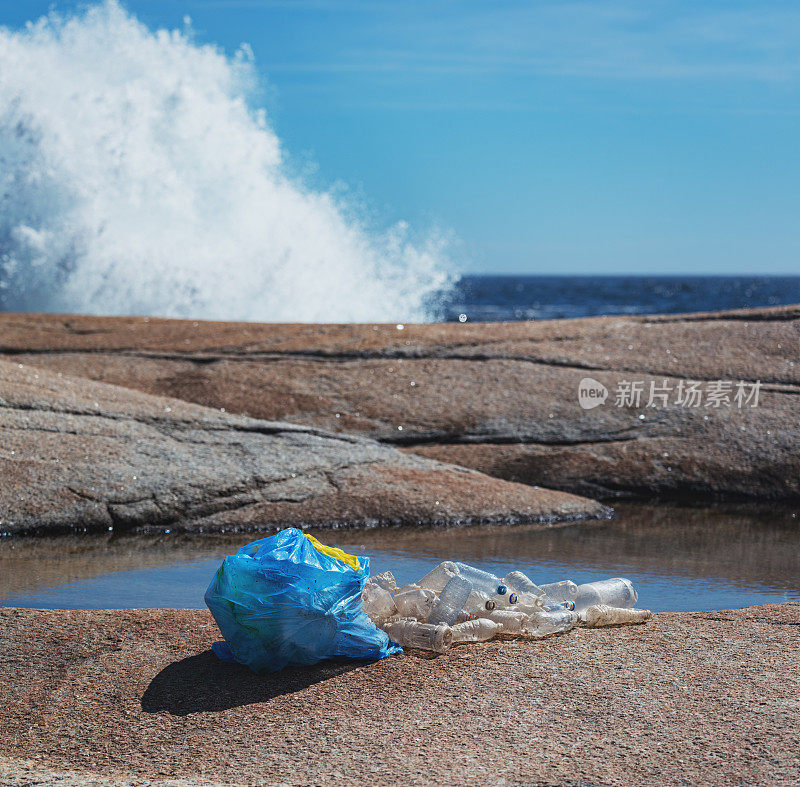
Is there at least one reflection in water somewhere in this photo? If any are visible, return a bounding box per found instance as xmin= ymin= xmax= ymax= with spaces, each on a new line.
xmin=1 ymin=503 xmax=798 ymax=612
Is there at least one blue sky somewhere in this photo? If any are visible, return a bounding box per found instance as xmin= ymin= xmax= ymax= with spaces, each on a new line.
xmin=3 ymin=0 xmax=799 ymax=275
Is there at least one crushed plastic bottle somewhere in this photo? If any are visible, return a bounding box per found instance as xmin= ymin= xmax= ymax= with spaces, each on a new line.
xmin=544 ymin=600 xmax=576 ymax=612
xmin=383 ymin=620 xmax=453 ymax=653
xmin=369 ymin=571 xmax=397 ymax=594
xmin=453 ymin=563 xmax=508 ymax=599
xmin=522 ymin=608 xmax=578 ymax=637
xmin=451 ymin=618 xmax=500 ymax=644
xmin=463 ymin=591 xmax=497 ymax=615
xmin=485 ymin=609 xmax=527 ymax=633
xmin=583 ymin=605 xmax=651 ymax=627
xmin=539 ymin=580 xmax=579 ymax=604
xmin=362 ymin=582 xmax=397 ymax=623
xmin=506 ymin=595 xmax=546 ymax=615
xmin=416 ymin=561 xmax=459 ymax=592
xmin=393 ymin=588 xmax=435 ymax=621
xmin=394 ymin=582 xmax=423 ymax=595
xmin=360 ymin=559 xmax=646 ymax=652
xmin=428 ymin=575 xmax=472 ymax=626
xmin=574 ymin=578 xmax=638 ymax=615
xmin=502 ymin=571 xmax=545 ymax=604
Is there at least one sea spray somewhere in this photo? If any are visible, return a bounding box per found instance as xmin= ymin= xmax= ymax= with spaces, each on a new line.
xmin=0 ymin=2 xmax=453 ymax=321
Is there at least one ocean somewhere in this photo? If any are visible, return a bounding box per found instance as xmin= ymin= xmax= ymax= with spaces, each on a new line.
xmin=3 ymin=6 xmax=797 ymax=326
xmin=438 ymin=275 xmax=800 ymax=322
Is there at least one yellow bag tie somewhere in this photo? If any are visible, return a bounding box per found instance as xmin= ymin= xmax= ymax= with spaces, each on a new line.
xmin=305 ymin=533 xmax=361 ymax=571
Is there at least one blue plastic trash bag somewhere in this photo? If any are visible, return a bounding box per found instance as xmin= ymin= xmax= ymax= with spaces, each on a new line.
xmin=205 ymin=528 xmax=402 ymax=673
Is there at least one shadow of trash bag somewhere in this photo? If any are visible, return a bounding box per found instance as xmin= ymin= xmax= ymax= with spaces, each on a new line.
xmin=205 ymin=528 xmax=403 ymax=673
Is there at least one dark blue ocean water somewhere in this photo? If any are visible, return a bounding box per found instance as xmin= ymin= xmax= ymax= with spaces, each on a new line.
xmin=440 ymin=275 xmax=800 ymax=322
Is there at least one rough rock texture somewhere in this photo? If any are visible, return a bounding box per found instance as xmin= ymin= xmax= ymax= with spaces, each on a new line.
xmin=0 ymin=360 xmax=606 ymax=535
xmin=1 ymin=306 xmax=797 ymax=499
xmin=1 ymin=604 xmax=798 ymax=785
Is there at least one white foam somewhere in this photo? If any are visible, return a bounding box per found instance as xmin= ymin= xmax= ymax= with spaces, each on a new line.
xmin=0 ymin=1 xmax=453 ymax=321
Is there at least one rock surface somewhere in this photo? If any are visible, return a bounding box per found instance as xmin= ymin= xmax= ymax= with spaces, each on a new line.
xmin=1 ymin=306 xmax=798 ymax=499
xmin=1 ymin=603 xmax=798 ymax=785
xmin=0 ymin=360 xmax=606 ymax=535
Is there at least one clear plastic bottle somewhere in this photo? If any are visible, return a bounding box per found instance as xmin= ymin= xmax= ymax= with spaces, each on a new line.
xmin=583 ymin=605 xmax=651 ymax=627
xmin=394 ymin=582 xmax=423 ymax=595
xmin=544 ymin=600 xmax=575 ymax=612
xmin=383 ymin=619 xmax=453 ymax=652
xmin=485 ymin=609 xmax=527 ymax=633
xmin=393 ymin=588 xmax=436 ymax=621
xmin=428 ymin=575 xmax=472 ymax=626
xmin=463 ymin=591 xmax=497 ymax=615
xmin=506 ymin=594 xmax=546 ymax=615
xmin=416 ymin=561 xmax=459 ymax=593
xmin=574 ymin=578 xmax=638 ymax=614
xmin=368 ymin=571 xmax=397 ymax=594
xmin=502 ymin=571 xmax=545 ymax=601
xmin=453 ymin=563 xmax=508 ymax=598
xmin=450 ymin=618 xmax=500 ymax=644
xmin=522 ymin=609 xmax=578 ymax=637
xmin=539 ymin=580 xmax=579 ymax=604
xmin=361 ymin=583 xmax=397 ymax=623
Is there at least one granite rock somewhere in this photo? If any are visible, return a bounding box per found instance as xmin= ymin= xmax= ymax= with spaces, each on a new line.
xmin=1 ymin=306 xmax=797 ymax=499
xmin=0 ymin=360 xmax=606 ymax=534
xmin=0 ymin=603 xmax=798 ymax=785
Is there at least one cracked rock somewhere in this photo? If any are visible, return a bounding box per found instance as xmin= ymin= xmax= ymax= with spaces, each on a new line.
xmin=1 ymin=306 xmax=797 ymax=500
xmin=0 ymin=360 xmax=608 ymax=535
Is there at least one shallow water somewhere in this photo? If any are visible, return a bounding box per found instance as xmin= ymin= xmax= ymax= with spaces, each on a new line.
xmin=1 ymin=503 xmax=798 ymax=613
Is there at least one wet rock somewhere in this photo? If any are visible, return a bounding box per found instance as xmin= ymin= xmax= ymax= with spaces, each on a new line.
xmin=0 ymin=361 xmax=607 ymax=535
xmin=1 ymin=305 xmax=798 ymax=499
xmin=0 ymin=603 xmax=798 ymax=784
